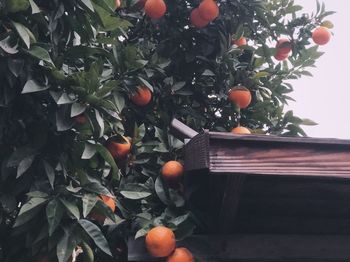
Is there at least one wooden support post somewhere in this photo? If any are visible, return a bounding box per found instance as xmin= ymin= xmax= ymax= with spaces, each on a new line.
xmin=218 ymin=173 xmax=246 ymax=233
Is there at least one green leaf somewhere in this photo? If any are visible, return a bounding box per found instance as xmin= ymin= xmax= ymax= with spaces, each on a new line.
xmin=57 ymin=228 xmax=77 ymax=262
xmin=138 ymin=77 xmax=154 ymax=92
xmin=46 ymin=198 xmax=64 ymax=236
xmin=60 ymin=198 xmax=80 ymax=219
xmin=11 ymin=21 xmax=32 ymax=48
xmin=71 ymin=103 xmax=87 ymax=117
xmin=120 ymin=191 xmax=151 ymax=200
xmin=14 ymin=197 xmax=47 ymax=227
xmin=82 ymin=143 xmax=97 ymax=159
xmin=29 ymin=0 xmax=40 ymax=14
xmin=22 ymin=80 xmax=48 ymax=94
xmin=301 ymin=118 xmax=318 ymax=126
xmin=25 ymin=45 xmax=54 ymax=66
xmin=80 ymin=0 xmax=94 ymax=11
xmin=43 ymin=161 xmax=55 ymax=189
xmin=16 ymin=155 xmax=35 ymax=178
xmin=78 ymin=219 xmax=112 ymax=256
xmin=95 ymin=144 xmax=119 ymax=179
xmin=82 ymin=194 xmax=98 ymax=218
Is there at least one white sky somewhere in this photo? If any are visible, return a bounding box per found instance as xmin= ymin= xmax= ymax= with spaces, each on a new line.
xmin=287 ymin=0 xmax=350 ymax=139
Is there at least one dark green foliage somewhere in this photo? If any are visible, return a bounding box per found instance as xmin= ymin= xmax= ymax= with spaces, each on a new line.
xmin=0 ymin=0 xmax=332 ymax=261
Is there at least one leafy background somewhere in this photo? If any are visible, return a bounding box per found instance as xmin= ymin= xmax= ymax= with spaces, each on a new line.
xmin=0 ymin=0 xmax=332 ymax=261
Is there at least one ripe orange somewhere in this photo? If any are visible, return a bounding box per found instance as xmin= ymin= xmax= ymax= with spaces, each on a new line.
xmin=144 ymin=0 xmax=167 ymax=19
xmin=89 ymin=195 xmax=116 ymax=224
xmin=275 ymin=38 xmax=291 ymax=55
xmin=167 ymin=248 xmax=194 ymax=262
xmin=161 ymin=161 xmax=184 ymax=182
xmin=312 ymin=26 xmax=331 ymax=45
xmin=274 ymin=51 xmax=289 ymax=61
xmin=115 ymin=0 xmax=121 ymax=9
xmin=146 ymin=226 xmax=176 ymax=257
xmin=130 ymin=85 xmax=152 ymax=106
xmin=233 ymin=37 xmax=247 ymax=46
xmin=74 ymin=114 xmax=87 ymax=125
xmin=107 ymin=135 xmax=131 ymax=159
xmin=198 ymin=0 xmax=219 ymax=22
xmin=231 ymin=126 xmax=251 ymax=134
xmin=228 ymin=87 xmax=252 ymax=109
xmin=190 ymin=8 xmax=209 ymax=29
xmin=101 ymin=195 xmax=116 ymax=212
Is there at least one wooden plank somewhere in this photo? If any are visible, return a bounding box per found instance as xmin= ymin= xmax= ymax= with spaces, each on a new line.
xmin=184 ymin=132 xmax=210 ymax=172
xmin=169 ymin=118 xmax=199 ymax=140
xmin=128 ymin=234 xmax=350 ymax=261
xmin=218 ymin=174 xmax=245 ymax=233
xmin=209 ymin=132 xmax=350 ymax=146
xmin=209 ymin=141 xmax=350 ymax=178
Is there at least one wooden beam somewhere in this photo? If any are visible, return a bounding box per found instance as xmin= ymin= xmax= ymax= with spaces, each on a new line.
xmin=169 ymin=118 xmax=198 ymax=141
xmin=128 ymin=234 xmax=350 ymax=261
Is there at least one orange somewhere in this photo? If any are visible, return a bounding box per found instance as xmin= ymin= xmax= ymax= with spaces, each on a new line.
xmin=101 ymin=195 xmax=116 ymax=212
xmin=233 ymin=37 xmax=247 ymax=46
xmin=74 ymin=114 xmax=87 ymax=125
xmin=190 ymin=8 xmax=209 ymax=29
xmin=275 ymin=38 xmax=291 ymax=55
xmin=231 ymin=126 xmax=251 ymax=134
xmin=198 ymin=0 xmax=219 ymax=22
xmin=115 ymin=0 xmax=121 ymax=9
xmin=130 ymin=85 xmax=152 ymax=106
xmin=144 ymin=0 xmax=167 ymax=19
xmin=167 ymin=248 xmax=194 ymax=262
xmin=274 ymin=51 xmax=289 ymax=61
xmin=161 ymin=161 xmax=184 ymax=182
xmin=106 ymin=135 xmax=131 ymax=159
xmin=228 ymin=87 xmax=251 ymax=109
xmin=89 ymin=195 xmax=116 ymax=224
xmin=312 ymin=26 xmax=331 ymax=45
xmin=146 ymin=226 xmax=176 ymax=257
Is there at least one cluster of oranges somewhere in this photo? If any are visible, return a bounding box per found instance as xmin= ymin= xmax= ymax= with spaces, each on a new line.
xmin=146 ymin=226 xmax=194 ymax=261
xmin=274 ymin=26 xmax=332 ymax=61
xmin=190 ymin=0 xmax=219 ymax=28
xmin=141 ymin=0 xmax=220 ymax=29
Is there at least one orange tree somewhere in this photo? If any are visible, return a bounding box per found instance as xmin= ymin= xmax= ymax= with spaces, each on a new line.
xmin=0 ymin=0 xmax=333 ymax=261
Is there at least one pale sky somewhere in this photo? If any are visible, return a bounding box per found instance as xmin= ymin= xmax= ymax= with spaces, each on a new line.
xmin=288 ymin=0 xmax=350 ymax=139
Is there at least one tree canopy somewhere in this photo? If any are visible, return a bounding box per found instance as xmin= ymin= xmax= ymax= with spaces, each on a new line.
xmin=0 ymin=0 xmax=333 ymax=261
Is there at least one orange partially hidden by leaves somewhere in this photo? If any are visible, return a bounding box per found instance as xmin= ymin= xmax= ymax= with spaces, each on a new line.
xmin=275 ymin=38 xmax=291 ymax=55
xmin=233 ymin=37 xmax=247 ymax=46
xmin=107 ymin=135 xmax=131 ymax=159
xmin=74 ymin=114 xmax=87 ymax=125
xmin=231 ymin=126 xmax=251 ymax=134
xmin=228 ymin=87 xmax=252 ymax=109
xmin=274 ymin=51 xmax=289 ymax=61
xmin=144 ymin=0 xmax=167 ymax=19
xmin=146 ymin=226 xmax=176 ymax=257
xmin=198 ymin=0 xmax=219 ymax=22
xmin=167 ymin=248 xmax=194 ymax=262
xmin=130 ymin=85 xmax=152 ymax=106
xmin=162 ymin=161 xmax=184 ymax=182
xmin=190 ymin=8 xmax=209 ymax=29
xmin=89 ymin=195 xmax=116 ymax=224
xmin=312 ymin=26 xmax=331 ymax=45
xmin=101 ymin=195 xmax=116 ymax=212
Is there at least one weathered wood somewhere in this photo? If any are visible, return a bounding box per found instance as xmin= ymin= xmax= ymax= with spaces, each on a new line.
xmin=128 ymin=234 xmax=350 ymax=261
xmin=169 ymin=118 xmax=199 ymax=141
xmin=209 ymin=141 xmax=350 ymax=178
xmin=218 ymin=174 xmax=245 ymax=233
xmin=185 ymin=131 xmax=350 ymax=178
